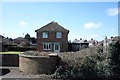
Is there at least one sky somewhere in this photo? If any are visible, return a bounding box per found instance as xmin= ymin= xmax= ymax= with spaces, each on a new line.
xmin=0 ymin=2 xmax=119 ymax=41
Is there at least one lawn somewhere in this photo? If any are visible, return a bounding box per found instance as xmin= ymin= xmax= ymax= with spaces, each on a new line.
xmin=0 ymin=51 xmax=24 ymax=54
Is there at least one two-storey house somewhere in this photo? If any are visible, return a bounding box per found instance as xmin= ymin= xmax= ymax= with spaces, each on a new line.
xmin=35 ymin=21 xmax=69 ymax=52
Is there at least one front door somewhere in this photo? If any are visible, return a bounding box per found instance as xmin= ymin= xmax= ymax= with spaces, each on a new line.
xmin=54 ymin=44 xmax=60 ymax=52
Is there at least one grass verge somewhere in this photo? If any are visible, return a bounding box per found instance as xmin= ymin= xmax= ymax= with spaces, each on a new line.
xmin=0 ymin=51 xmax=24 ymax=54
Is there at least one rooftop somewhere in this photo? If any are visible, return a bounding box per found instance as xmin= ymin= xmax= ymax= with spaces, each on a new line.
xmin=35 ymin=21 xmax=69 ymax=33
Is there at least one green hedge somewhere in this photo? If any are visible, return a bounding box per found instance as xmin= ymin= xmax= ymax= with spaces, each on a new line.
xmin=7 ymin=46 xmax=36 ymax=51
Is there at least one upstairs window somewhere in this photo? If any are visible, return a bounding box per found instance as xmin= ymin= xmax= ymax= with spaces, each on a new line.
xmin=56 ymin=32 xmax=62 ymax=38
xmin=42 ymin=32 xmax=48 ymax=38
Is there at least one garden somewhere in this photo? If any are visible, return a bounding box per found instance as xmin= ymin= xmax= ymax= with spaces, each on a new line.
xmin=1 ymin=41 xmax=120 ymax=79
xmin=31 ymin=41 xmax=119 ymax=79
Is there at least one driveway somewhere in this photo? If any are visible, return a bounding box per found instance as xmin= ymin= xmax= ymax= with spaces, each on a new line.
xmin=0 ymin=67 xmax=42 ymax=78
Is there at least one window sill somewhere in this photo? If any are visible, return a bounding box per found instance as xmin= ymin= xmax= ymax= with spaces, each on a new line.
xmin=43 ymin=49 xmax=51 ymax=50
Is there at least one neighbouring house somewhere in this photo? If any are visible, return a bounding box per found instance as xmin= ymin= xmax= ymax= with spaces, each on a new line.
xmin=1 ymin=35 xmax=17 ymax=51
xmin=88 ymin=39 xmax=98 ymax=47
xmin=0 ymin=35 xmax=2 ymax=52
xmin=69 ymin=38 xmax=89 ymax=52
xmin=68 ymin=43 xmax=89 ymax=52
xmin=72 ymin=38 xmax=98 ymax=47
xmin=35 ymin=21 xmax=69 ymax=52
xmin=111 ymin=36 xmax=120 ymax=43
xmin=103 ymin=36 xmax=120 ymax=46
xmin=14 ymin=37 xmax=25 ymax=45
xmin=14 ymin=37 xmax=30 ymax=47
xmin=103 ymin=36 xmax=120 ymax=52
xmin=72 ymin=38 xmax=84 ymax=43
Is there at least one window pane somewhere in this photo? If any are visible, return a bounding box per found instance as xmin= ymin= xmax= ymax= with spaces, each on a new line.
xmin=44 ymin=44 xmax=46 ymax=49
xmin=42 ymin=32 xmax=48 ymax=38
xmin=49 ymin=44 xmax=51 ymax=49
xmin=43 ymin=43 xmax=51 ymax=50
xmin=46 ymin=44 xmax=49 ymax=49
xmin=55 ymin=45 xmax=58 ymax=50
xmin=56 ymin=32 xmax=62 ymax=38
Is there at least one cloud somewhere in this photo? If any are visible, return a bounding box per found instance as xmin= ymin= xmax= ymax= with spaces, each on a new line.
xmin=106 ymin=8 xmax=119 ymax=16
xmin=89 ymin=34 xmax=99 ymax=39
xmin=83 ymin=22 xmax=102 ymax=29
xmin=19 ymin=21 xmax=27 ymax=25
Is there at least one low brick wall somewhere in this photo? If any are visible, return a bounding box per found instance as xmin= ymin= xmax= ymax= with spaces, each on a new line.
xmin=19 ymin=54 xmax=59 ymax=74
xmin=1 ymin=54 xmax=19 ymax=67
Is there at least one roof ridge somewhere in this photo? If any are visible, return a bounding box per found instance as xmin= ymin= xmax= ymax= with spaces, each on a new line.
xmin=35 ymin=21 xmax=69 ymax=32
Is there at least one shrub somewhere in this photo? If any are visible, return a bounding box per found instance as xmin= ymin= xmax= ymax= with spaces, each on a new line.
xmin=52 ymin=47 xmax=111 ymax=79
xmin=109 ymin=41 xmax=120 ymax=78
xmin=23 ymin=51 xmax=52 ymax=56
xmin=7 ymin=46 xmax=36 ymax=51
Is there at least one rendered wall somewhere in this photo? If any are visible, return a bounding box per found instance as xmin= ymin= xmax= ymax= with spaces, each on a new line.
xmin=19 ymin=54 xmax=59 ymax=74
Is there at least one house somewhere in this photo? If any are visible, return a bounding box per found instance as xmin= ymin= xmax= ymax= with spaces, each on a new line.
xmin=69 ymin=38 xmax=89 ymax=52
xmin=103 ymin=36 xmax=120 ymax=47
xmin=88 ymin=39 xmax=98 ymax=47
xmin=68 ymin=43 xmax=89 ymax=52
xmin=103 ymin=36 xmax=120 ymax=52
xmin=112 ymin=36 xmax=120 ymax=43
xmin=0 ymin=35 xmax=2 ymax=52
xmin=35 ymin=21 xmax=69 ymax=52
xmin=14 ymin=37 xmax=30 ymax=47
xmin=72 ymin=38 xmax=84 ymax=43
xmin=14 ymin=37 xmax=25 ymax=45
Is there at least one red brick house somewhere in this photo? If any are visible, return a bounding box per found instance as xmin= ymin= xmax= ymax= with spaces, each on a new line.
xmin=35 ymin=21 xmax=69 ymax=52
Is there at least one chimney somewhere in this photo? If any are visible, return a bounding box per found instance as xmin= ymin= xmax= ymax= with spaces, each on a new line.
xmin=111 ymin=36 xmax=113 ymax=39
xmin=91 ymin=38 xmax=93 ymax=40
xmin=80 ymin=38 xmax=82 ymax=40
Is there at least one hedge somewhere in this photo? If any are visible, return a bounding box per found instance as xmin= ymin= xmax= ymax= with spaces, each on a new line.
xmin=50 ymin=42 xmax=120 ymax=79
xmin=7 ymin=46 xmax=36 ymax=51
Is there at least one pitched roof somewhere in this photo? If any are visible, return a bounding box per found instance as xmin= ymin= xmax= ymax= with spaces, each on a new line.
xmin=35 ymin=21 xmax=69 ymax=33
xmin=112 ymin=36 xmax=120 ymax=41
xmin=14 ymin=37 xmax=24 ymax=40
xmin=104 ymin=36 xmax=120 ymax=42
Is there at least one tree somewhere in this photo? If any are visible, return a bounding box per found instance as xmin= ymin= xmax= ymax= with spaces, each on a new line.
xmin=24 ymin=33 xmax=31 ymax=41
xmin=109 ymin=41 xmax=120 ymax=65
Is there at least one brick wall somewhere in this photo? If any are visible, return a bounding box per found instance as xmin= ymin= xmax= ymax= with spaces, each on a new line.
xmin=1 ymin=54 xmax=19 ymax=67
xmin=36 ymin=31 xmax=68 ymax=52
xmin=19 ymin=54 xmax=59 ymax=74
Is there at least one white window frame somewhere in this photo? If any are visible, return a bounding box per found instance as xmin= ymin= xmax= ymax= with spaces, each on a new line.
xmin=56 ymin=32 xmax=62 ymax=38
xmin=43 ymin=43 xmax=51 ymax=50
xmin=42 ymin=32 xmax=48 ymax=38
xmin=54 ymin=43 xmax=60 ymax=52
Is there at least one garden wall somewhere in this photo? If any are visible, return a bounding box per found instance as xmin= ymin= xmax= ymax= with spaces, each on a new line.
xmin=1 ymin=54 xmax=19 ymax=67
xmin=19 ymin=54 xmax=59 ymax=74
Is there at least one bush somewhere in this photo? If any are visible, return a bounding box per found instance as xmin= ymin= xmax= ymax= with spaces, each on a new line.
xmin=52 ymin=47 xmax=112 ymax=79
xmin=7 ymin=46 xmax=36 ymax=51
xmin=23 ymin=51 xmax=52 ymax=56
xmin=109 ymin=41 xmax=120 ymax=78
xmin=37 ymin=42 xmax=119 ymax=79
